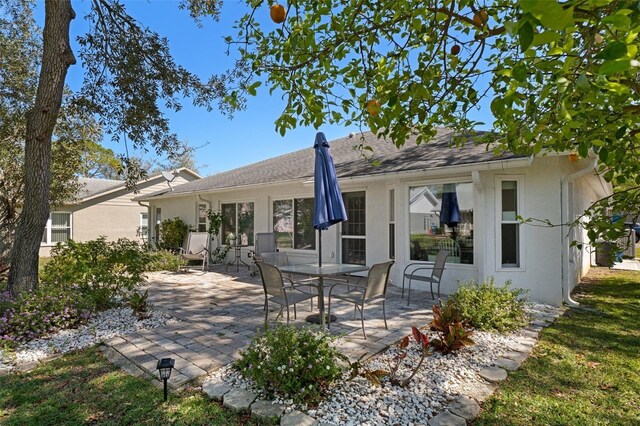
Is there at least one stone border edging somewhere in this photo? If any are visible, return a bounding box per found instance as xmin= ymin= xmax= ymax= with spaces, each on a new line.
xmin=201 ymin=307 xmax=564 ymax=425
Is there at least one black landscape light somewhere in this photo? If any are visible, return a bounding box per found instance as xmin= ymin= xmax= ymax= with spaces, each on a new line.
xmin=156 ymin=357 xmax=175 ymax=402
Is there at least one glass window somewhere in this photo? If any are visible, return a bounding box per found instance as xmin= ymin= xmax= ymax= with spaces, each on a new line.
xmin=197 ymin=203 xmax=207 ymax=232
xmin=139 ymin=213 xmax=149 ymax=241
xmin=42 ymin=212 xmax=71 ymax=245
xmin=501 ymin=180 xmax=520 ymax=267
xmin=222 ymin=202 xmax=254 ymax=245
xmin=408 ymin=183 xmax=473 ymax=264
xmin=273 ymin=198 xmax=316 ymax=250
xmin=342 ymin=192 xmax=366 ymax=265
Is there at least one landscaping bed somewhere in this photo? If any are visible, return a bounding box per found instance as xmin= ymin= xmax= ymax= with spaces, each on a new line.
xmin=205 ymin=300 xmax=562 ymax=425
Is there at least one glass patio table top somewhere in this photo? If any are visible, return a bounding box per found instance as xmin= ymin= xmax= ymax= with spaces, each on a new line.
xmin=279 ymin=263 xmax=370 ymax=328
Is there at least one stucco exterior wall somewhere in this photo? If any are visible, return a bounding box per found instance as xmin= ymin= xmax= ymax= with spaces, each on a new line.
xmin=39 ymin=172 xmax=196 ymax=257
xmin=146 ymin=156 xmax=610 ymax=306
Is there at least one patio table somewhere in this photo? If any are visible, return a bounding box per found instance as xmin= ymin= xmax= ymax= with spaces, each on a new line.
xmin=226 ymin=244 xmax=250 ymax=272
xmin=278 ymin=263 xmax=369 ymax=329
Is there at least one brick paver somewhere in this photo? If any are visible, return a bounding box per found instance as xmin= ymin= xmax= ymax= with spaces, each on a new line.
xmin=101 ymin=265 xmax=437 ymax=388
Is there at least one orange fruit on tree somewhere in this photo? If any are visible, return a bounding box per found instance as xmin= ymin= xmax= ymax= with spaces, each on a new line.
xmin=473 ymin=9 xmax=488 ymax=27
xmin=568 ymin=152 xmax=580 ymax=163
xmin=270 ymin=3 xmax=286 ymax=23
xmin=451 ymin=44 xmax=461 ymax=55
xmin=367 ymin=99 xmax=381 ymax=116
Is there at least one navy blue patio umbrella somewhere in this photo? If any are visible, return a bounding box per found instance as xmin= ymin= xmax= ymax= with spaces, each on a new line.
xmin=313 ymin=132 xmax=347 ymax=266
xmin=440 ymin=183 xmax=461 ymax=231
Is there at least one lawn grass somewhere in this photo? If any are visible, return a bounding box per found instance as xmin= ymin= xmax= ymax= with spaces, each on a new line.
xmin=474 ymin=267 xmax=640 ymax=425
xmin=0 ymin=346 xmax=269 ymax=425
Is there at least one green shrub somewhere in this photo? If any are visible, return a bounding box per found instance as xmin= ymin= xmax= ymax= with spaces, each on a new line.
xmin=450 ymin=277 xmax=529 ymax=332
xmin=235 ymin=325 xmax=345 ymax=404
xmin=0 ymin=286 xmax=91 ymax=349
xmin=41 ymin=237 xmax=148 ymax=310
xmin=145 ymin=250 xmax=182 ymax=271
xmin=158 ymin=217 xmax=192 ymax=251
xmin=128 ymin=290 xmax=149 ymax=320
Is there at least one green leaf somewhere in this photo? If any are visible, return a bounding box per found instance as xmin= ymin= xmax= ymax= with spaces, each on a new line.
xmin=599 ymin=59 xmax=631 ymax=75
xmin=518 ymin=21 xmax=534 ymax=52
xmin=595 ymin=42 xmax=627 ymax=60
xmin=531 ymin=31 xmax=562 ymax=46
xmin=601 ymin=14 xmax=631 ymax=29
xmin=576 ymin=73 xmax=589 ymax=90
xmin=491 ymin=97 xmax=505 ymax=116
xmin=521 ymin=1 xmax=574 ymax=30
xmin=512 ymin=62 xmax=528 ymax=82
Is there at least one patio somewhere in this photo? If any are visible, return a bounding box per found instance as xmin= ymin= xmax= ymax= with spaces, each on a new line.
xmin=100 ymin=265 xmax=438 ymax=388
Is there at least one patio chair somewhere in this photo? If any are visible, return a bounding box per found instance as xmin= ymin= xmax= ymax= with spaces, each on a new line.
xmin=403 ymin=249 xmax=449 ymax=304
xmin=249 ymin=232 xmax=277 ymax=276
xmin=438 ymin=238 xmax=461 ymax=262
xmin=179 ymin=232 xmax=209 ymax=271
xmin=256 ymin=261 xmax=316 ymax=330
xmin=327 ymin=261 xmax=394 ymax=339
xmin=260 ymin=251 xmax=319 ymax=309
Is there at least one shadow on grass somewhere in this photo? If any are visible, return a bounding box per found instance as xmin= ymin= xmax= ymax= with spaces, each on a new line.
xmin=474 ymin=268 xmax=640 ymax=426
xmin=0 ymin=347 xmax=271 ymax=425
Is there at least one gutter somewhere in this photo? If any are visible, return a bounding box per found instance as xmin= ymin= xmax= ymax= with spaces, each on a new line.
xmin=560 ymin=155 xmax=598 ymax=307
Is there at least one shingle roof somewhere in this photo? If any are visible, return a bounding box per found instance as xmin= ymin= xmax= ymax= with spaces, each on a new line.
xmin=78 ymin=177 xmax=124 ymax=199
xmin=139 ymin=128 xmax=523 ymax=199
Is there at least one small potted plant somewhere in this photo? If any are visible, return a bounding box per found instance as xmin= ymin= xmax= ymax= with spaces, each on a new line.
xmin=226 ymin=232 xmax=236 ymax=246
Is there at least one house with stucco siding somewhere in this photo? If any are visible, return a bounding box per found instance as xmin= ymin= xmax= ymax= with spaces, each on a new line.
xmin=135 ymin=129 xmax=611 ymax=305
xmin=39 ymin=168 xmax=200 ymax=257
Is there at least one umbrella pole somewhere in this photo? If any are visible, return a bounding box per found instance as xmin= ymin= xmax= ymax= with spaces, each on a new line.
xmin=318 ymin=229 xmax=322 ymax=267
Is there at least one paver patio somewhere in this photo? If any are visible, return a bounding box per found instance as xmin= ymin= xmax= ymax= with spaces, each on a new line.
xmin=101 ymin=265 xmax=438 ymax=388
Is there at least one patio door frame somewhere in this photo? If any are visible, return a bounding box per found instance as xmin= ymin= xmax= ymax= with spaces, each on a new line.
xmin=340 ymin=191 xmax=366 ymax=265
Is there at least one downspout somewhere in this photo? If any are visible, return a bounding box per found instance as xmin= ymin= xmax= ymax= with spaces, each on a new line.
xmin=560 ymin=155 xmax=598 ymax=307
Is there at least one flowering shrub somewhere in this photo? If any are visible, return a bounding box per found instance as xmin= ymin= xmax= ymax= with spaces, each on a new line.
xmin=450 ymin=277 xmax=529 ymax=332
xmin=0 ymin=287 xmax=90 ymax=349
xmin=235 ymin=325 xmax=345 ymax=404
xmin=40 ymin=237 xmax=148 ymax=310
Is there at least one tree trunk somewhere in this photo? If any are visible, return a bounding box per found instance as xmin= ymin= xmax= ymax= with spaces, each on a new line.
xmin=7 ymin=0 xmax=76 ymax=298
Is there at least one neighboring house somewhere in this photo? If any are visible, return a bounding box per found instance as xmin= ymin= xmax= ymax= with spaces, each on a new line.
xmin=136 ymin=129 xmax=611 ymax=305
xmin=40 ymin=168 xmax=201 ymax=257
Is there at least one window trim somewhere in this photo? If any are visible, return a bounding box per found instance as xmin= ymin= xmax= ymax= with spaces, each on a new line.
xmin=407 ymin=180 xmax=475 ymax=265
xmin=272 ymin=196 xmax=316 ymax=251
xmin=495 ymin=175 xmax=525 ymax=271
xmin=221 ymin=201 xmax=255 ymax=246
xmin=196 ymin=202 xmax=208 ymax=233
xmin=139 ymin=212 xmax=149 ymax=242
xmin=41 ymin=211 xmax=72 ymax=246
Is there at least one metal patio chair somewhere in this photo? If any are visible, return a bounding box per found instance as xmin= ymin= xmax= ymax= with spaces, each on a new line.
xmin=327 ymin=261 xmax=394 ymax=339
xmin=256 ymin=261 xmax=316 ymax=330
xmin=403 ymin=249 xmax=449 ymax=304
xmin=249 ymin=232 xmax=277 ymax=276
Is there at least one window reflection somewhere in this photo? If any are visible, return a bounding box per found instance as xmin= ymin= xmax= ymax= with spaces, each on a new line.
xmin=409 ymin=183 xmax=473 ymax=264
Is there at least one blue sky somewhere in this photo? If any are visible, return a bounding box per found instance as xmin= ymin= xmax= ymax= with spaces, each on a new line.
xmin=35 ymin=0 xmax=493 ymax=176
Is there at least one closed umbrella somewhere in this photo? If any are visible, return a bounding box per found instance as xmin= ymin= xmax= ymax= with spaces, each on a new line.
xmin=439 ymin=183 xmax=461 ymax=232
xmin=313 ymin=132 xmax=347 ymax=267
